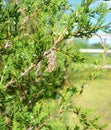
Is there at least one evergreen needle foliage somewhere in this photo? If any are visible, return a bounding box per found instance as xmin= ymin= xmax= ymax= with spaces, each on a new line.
xmin=0 ymin=0 xmax=110 ymax=129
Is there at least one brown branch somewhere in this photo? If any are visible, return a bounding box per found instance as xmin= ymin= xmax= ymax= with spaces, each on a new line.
xmin=20 ymin=63 xmax=36 ymax=78
xmin=5 ymin=50 xmax=52 ymax=88
xmin=6 ymin=63 xmax=37 ymax=88
xmin=5 ymin=79 xmax=16 ymax=88
xmin=5 ymin=59 xmax=42 ymax=88
xmin=54 ymin=28 xmax=67 ymax=47
xmin=5 ymin=28 xmax=66 ymax=88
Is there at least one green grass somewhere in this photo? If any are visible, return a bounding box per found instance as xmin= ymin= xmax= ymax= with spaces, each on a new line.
xmin=73 ymin=78 xmax=111 ymax=130
xmin=66 ymin=59 xmax=111 ymax=129
xmin=64 ymin=50 xmax=111 ymax=129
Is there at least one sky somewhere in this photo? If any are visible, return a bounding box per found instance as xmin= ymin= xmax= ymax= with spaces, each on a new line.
xmin=69 ymin=0 xmax=111 ymax=45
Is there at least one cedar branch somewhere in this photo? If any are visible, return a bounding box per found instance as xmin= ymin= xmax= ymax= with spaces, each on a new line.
xmin=5 ymin=29 xmax=65 ymax=88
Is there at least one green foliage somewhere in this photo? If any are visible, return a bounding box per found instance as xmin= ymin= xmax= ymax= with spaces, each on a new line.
xmin=0 ymin=0 xmax=110 ymax=129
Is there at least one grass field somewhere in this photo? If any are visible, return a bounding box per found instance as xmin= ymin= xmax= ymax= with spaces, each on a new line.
xmin=61 ymin=59 xmax=111 ymax=130
xmin=73 ymin=71 xmax=111 ymax=130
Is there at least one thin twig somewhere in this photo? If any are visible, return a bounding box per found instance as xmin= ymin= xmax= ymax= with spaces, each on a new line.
xmin=20 ymin=63 xmax=36 ymax=78
xmin=54 ymin=28 xmax=67 ymax=47
xmin=5 ymin=59 xmax=42 ymax=88
xmin=5 ymin=29 xmax=65 ymax=88
xmin=5 ymin=79 xmax=16 ymax=88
